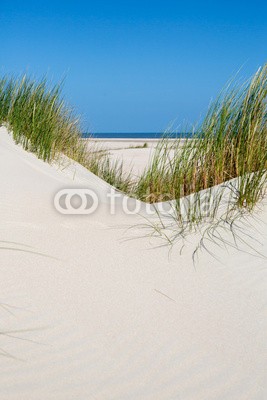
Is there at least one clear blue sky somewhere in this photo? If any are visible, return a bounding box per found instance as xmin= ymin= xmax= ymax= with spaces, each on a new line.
xmin=1 ymin=1 xmax=266 ymax=132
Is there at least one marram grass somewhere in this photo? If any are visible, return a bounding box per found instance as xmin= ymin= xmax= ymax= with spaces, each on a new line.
xmin=0 ymin=75 xmax=130 ymax=190
xmin=0 ymin=66 xmax=266 ymax=238
xmin=0 ymin=76 xmax=85 ymax=162
xmin=135 ymin=64 xmax=267 ymax=231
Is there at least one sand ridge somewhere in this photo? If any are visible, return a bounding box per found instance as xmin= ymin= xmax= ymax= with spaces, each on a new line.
xmin=0 ymin=127 xmax=266 ymax=399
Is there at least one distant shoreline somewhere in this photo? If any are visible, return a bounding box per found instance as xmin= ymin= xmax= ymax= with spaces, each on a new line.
xmin=82 ymin=137 xmax=179 ymax=143
xmin=82 ymin=132 xmax=192 ymax=139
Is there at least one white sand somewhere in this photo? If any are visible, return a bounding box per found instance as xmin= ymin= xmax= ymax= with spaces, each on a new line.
xmin=0 ymin=126 xmax=267 ymax=399
xmin=84 ymin=139 xmax=177 ymax=177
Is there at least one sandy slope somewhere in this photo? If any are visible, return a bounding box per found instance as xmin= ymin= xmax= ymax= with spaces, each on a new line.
xmin=0 ymin=126 xmax=266 ymax=400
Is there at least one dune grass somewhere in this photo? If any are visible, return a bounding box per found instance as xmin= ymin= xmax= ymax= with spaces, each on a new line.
xmin=135 ymin=64 xmax=267 ymax=230
xmin=0 ymin=66 xmax=266 ymax=236
xmin=0 ymin=75 xmax=132 ymax=190
xmin=0 ymin=76 xmax=86 ymax=162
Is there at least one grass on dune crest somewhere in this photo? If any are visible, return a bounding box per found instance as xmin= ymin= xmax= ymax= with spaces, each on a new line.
xmin=0 ymin=76 xmax=85 ymax=162
xmin=0 ymin=66 xmax=266 ymax=238
xmin=0 ymin=75 xmax=131 ymax=190
xmin=136 ymin=64 xmax=267 ymax=232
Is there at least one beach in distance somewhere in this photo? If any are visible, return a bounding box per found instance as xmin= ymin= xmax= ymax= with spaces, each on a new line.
xmin=84 ymin=137 xmax=162 ymax=177
xmin=83 ymin=135 xmax=193 ymax=177
xmin=82 ymin=132 xmax=193 ymax=139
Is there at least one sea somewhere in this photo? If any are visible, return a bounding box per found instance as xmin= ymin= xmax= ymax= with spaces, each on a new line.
xmin=82 ymin=132 xmax=192 ymax=139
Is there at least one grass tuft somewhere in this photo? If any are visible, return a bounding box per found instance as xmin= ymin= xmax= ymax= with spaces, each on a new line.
xmin=135 ymin=65 xmax=267 ymax=227
xmin=0 ymin=75 xmax=131 ymax=189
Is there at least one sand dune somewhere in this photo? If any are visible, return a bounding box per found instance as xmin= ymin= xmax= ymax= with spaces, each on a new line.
xmin=0 ymin=126 xmax=266 ymax=399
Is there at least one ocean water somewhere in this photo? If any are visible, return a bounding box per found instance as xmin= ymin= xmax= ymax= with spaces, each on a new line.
xmin=82 ymin=132 xmax=192 ymax=139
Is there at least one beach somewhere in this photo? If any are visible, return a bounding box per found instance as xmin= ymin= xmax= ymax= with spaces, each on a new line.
xmin=84 ymin=138 xmax=181 ymax=177
xmin=1 ymin=0 xmax=267 ymax=398
xmin=0 ymin=126 xmax=266 ymax=399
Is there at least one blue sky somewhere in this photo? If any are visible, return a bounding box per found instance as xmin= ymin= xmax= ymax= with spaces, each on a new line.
xmin=0 ymin=1 xmax=266 ymax=132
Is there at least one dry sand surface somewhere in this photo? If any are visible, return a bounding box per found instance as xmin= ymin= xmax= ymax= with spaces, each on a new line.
xmin=84 ymin=138 xmax=177 ymax=177
xmin=0 ymin=126 xmax=267 ymax=399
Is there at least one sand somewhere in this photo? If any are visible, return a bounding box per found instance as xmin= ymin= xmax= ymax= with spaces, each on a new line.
xmin=84 ymin=138 xmax=177 ymax=177
xmin=0 ymin=126 xmax=267 ymax=399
